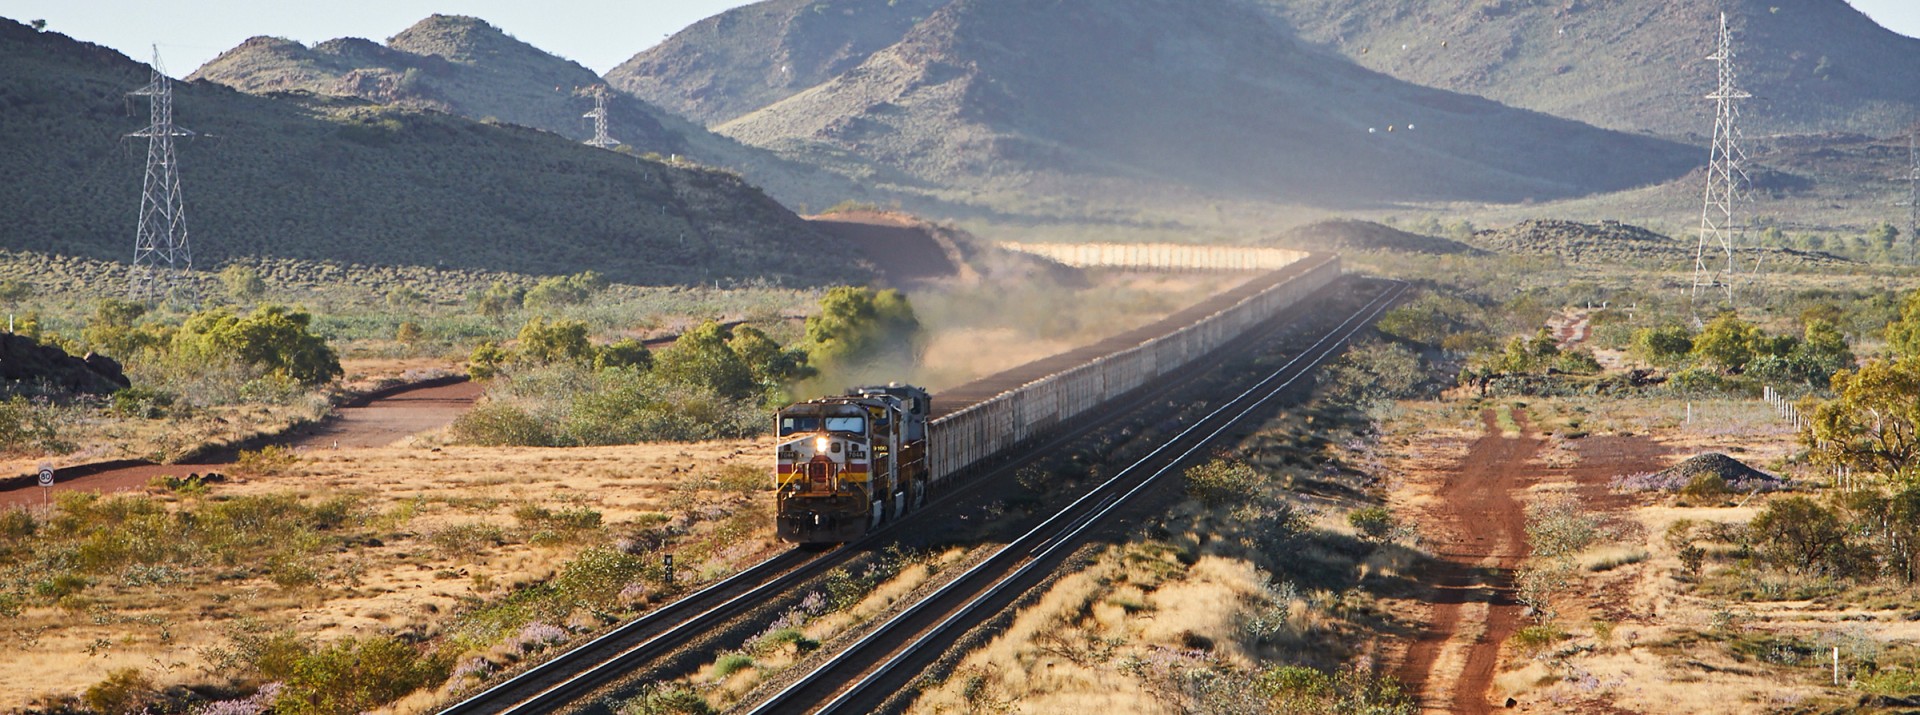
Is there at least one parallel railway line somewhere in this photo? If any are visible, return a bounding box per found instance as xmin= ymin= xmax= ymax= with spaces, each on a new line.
xmin=747 ymin=279 xmax=1408 ymax=714
xmin=438 ymin=259 xmax=1376 ymax=715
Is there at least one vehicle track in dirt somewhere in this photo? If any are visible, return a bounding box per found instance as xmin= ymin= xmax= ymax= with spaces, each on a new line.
xmin=0 ymin=378 xmax=480 ymax=507
xmin=1398 ymin=409 xmax=1543 ymax=714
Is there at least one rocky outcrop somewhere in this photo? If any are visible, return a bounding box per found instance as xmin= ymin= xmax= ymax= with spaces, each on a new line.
xmin=0 ymin=333 xmax=130 ymax=395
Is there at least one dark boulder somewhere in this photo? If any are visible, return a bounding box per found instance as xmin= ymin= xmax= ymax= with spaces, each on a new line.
xmin=0 ymin=333 xmax=131 ymax=395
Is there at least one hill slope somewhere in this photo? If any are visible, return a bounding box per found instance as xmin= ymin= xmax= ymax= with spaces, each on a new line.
xmin=189 ymin=15 xmax=878 ymax=211
xmin=1255 ymin=0 xmax=1920 ymax=136
xmin=0 ymin=18 xmax=866 ymax=286
xmin=606 ymin=0 xmax=947 ymax=126
xmin=714 ymin=0 xmax=1699 ymax=207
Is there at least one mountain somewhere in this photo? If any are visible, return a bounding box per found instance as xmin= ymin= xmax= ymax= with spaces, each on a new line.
xmin=0 ymin=18 xmax=867 ymax=286
xmin=1253 ymin=0 xmax=1920 ymax=136
xmin=606 ymin=0 xmax=947 ymax=126
xmin=190 ymin=15 xmax=878 ymax=211
xmin=710 ymin=0 xmax=1699 ymax=207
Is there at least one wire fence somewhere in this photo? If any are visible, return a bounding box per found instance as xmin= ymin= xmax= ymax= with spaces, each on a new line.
xmin=1000 ymin=243 xmax=1309 ymax=272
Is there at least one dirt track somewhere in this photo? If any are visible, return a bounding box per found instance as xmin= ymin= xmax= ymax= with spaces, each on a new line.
xmin=1398 ymin=409 xmax=1541 ymax=714
xmin=0 ymin=379 xmax=481 ymax=507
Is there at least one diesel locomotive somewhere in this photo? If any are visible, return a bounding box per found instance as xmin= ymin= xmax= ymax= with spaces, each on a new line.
xmin=774 ymin=384 xmax=931 ymax=543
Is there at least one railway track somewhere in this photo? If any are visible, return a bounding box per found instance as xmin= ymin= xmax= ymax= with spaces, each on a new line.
xmin=438 ymin=270 xmax=1379 ymax=715
xmin=747 ymin=279 xmax=1408 ymax=715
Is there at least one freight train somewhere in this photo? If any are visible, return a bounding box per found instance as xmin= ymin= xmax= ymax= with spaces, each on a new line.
xmin=772 ymin=253 xmax=1342 ymax=545
xmin=774 ymin=384 xmax=931 ymax=543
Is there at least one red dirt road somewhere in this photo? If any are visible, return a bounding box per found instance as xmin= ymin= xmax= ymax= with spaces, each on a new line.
xmin=0 ymin=379 xmax=481 ymax=508
xmin=1398 ymin=409 xmax=1542 ymax=714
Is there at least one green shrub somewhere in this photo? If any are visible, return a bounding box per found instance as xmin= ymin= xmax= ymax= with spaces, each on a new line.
xmin=34 ymin=572 xmax=88 ymax=600
xmin=711 ymin=652 xmax=755 ymax=679
xmin=1347 ymin=506 xmax=1396 ymax=542
xmin=1858 ymin=668 xmax=1920 ymax=695
xmin=111 ymin=386 xmax=175 ymax=418
xmin=516 ymin=316 xmax=595 ymax=364
xmin=451 ymin=402 xmax=556 ymax=446
xmin=172 ymin=305 xmax=342 ymax=385
xmin=551 ymin=546 xmax=658 ymax=610
xmin=277 ymin=636 xmax=450 ymax=715
xmin=235 ymin=445 xmax=299 ymax=477
xmin=1749 ymin=496 xmax=1868 ymax=578
xmin=1510 ymin=624 xmax=1567 ymax=652
xmin=620 ymin=685 xmax=714 ymax=715
xmin=430 ymin=522 xmax=506 ymax=558
xmin=1184 ymin=459 xmax=1262 ymax=508
xmin=1679 ymin=473 xmax=1729 ymax=499
xmin=82 ymin=667 xmax=156 ymax=715
xmin=0 ymin=396 xmax=65 ymax=454
xmin=468 ymin=341 xmax=510 ymax=381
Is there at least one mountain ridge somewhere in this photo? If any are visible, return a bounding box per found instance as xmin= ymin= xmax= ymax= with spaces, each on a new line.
xmin=1254 ymin=0 xmax=1920 ymax=136
xmin=0 ymin=17 xmax=867 ymax=287
xmin=189 ymin=14 xmax=881 ymax=211
xmin=711 ymin=0 xmax=1701 ymax=207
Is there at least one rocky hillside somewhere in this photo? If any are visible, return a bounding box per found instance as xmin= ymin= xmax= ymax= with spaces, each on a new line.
xmin=190 ymin=15 xmax=878 ymax=210
xmin=1255 ymin=0 xmax=1920 ymax=136
xmin=608 ymin=0 xmax=947 ymax=126
xmin=0 ymin=18 xmax=866 ymax=286
xmin=712 ymin=0 xmax=1699 ymax=207
xmin=1465 ymin=219 xmax=1849 ymax=268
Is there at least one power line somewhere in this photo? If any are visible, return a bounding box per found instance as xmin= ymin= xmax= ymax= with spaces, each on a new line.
xmin=1691 ymin=12 xmax=1751 ymax=316
xmin=128 ymin=46 xmax=197 ymax=304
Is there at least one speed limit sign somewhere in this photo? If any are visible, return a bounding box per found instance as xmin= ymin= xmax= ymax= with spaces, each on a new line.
xmin=37 ymin=464 xmax=53 ymax=487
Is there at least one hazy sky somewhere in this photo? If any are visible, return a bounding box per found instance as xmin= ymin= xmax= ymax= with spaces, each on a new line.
xmin=7 ymin=0 xmax=1919 ymax=77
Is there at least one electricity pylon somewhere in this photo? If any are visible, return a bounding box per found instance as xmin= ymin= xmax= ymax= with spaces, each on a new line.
xmin=1691 ymin=12 xmax=1751 ymax=315
xmin=584 ymin=85 xmax=619 ymax=150
xmin=128 ymin=46 xmax=197 ymax=303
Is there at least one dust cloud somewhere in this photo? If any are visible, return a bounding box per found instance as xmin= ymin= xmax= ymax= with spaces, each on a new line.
xmin=795 ymin=270 xmax=1240 ymax=398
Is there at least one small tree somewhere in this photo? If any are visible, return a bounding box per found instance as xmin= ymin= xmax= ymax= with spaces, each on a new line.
xmin=805 ymin=286 xmax=920 ymax=367
xmin=516 ymin=317 xmax=595 ymax=365
xmin=173 ymin=305 xmax=341 ymax=385
xmin=729 ymin=325 xmax=814 ymax=390
xmin=1749 ymin=496 xmax=1860 ymax=578
xmin=594 ymin=338 xmax=654 ymax=372
xmin=1630 ymin=324 xmax=1694 ymax=367
xmin=654 ymin=321 xmax=755 ymax=400
xmin=1804 ymin=356 xmax=1920 ymax=478
xmin=1884 ymin=289 xmax=1920 ymax=359
xmin=1691 ymin=312 xmax=1762 ymax=373
xmin=220 ymin=265 xmax=266 ymax=303
xmin=468 ymin=341 xmax=509 ymax=381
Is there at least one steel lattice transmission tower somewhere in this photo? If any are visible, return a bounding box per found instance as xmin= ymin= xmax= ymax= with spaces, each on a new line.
xmin=584 ymin=85 xmax=619 ymax=150
xmin=1691 ymin=12 xmax=1752 ymax=311
xmin=128 ymin=47 xmax=197 ymax=303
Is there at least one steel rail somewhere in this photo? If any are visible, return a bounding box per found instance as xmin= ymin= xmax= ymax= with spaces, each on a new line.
xmin=440 ymin=272 xmax=1360 ymax=715
xmin=750 ymin=279 xmax=1408 ymax=715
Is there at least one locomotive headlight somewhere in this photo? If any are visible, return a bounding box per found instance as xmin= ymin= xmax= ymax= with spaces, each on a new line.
xmin=815 ymin=436 xmax=830 ymax=453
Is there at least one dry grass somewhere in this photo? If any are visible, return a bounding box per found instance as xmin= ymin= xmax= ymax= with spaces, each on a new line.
xmin=0 ymin=437 xmax=776 ymax=710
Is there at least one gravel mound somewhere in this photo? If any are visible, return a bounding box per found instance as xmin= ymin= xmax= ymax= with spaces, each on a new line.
xmin=1615 ymin=452 xmax=1787 ymax=493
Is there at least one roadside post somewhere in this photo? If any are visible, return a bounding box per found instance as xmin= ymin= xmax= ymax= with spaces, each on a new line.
xmin=37 ymin=464 xmax=53 ymax=506
xmin=664 ymin=554 xmax=675 ymax=586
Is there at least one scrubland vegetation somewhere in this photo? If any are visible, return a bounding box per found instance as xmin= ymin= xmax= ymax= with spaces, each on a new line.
xmin=1334 ymin=241 xmax=1920 ymax=711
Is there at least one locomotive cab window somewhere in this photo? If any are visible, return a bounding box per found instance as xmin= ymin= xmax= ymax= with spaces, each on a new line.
xmin=824 ymin=416 xmax=865 ymax=433
xmin=779 ymin=416 xmax=821 ymax=435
